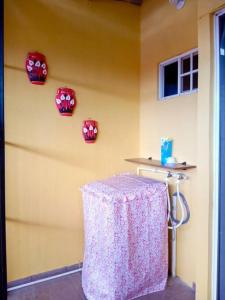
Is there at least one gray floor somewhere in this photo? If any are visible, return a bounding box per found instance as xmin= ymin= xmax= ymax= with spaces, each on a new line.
xmin=7 ymin=272 xmax=195 ymax=300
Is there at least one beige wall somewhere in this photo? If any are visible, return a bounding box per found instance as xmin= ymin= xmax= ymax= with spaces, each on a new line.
xmin=4 ymin=0 xmax=140 ymax=281
xmin=141 ymin=0 xmax=198 ymax=287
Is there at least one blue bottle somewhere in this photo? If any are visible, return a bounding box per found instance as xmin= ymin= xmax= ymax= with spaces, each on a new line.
xmin=161 ymin=138 xmax=173 ymax=165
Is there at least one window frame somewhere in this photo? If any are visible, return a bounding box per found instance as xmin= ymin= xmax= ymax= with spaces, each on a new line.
xmin=159 ymin=48 xmax=198 ymax=100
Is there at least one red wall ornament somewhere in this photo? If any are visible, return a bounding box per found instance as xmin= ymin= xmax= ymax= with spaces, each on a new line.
xmin=26 ymin=52 xmax=48 ymax=85
xmin=55 ymin=87 xmax=76 ymax=116
xmin=82 ymin=120 xmax=98 ymax=143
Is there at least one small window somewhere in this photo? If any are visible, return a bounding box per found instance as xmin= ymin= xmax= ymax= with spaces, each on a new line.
xmin=159 ymin=49 xmax=198 ymax=100
xmin=164 ymin=61 xmax=178 ymax=97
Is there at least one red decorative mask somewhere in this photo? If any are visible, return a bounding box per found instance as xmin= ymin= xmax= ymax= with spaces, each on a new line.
xmin=82 ymin=120 xmax=98 ymax=143
xmin=55 ymin=87 xmax=76 ymax=116
xmin=26 ymin=52 xmax=48 ymax=85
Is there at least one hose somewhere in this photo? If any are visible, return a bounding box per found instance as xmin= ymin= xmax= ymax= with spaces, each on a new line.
xmin=170 ymin=192 xmax=190 ymax=225
xmin=165 ymin=176 xmax=171 ymax=222
xmin=166 ymin=179 xmax=190 ymax=230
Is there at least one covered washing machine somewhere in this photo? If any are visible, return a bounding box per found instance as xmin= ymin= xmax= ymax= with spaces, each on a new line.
xmin=81 ymin=173 xmax=168 ymax=300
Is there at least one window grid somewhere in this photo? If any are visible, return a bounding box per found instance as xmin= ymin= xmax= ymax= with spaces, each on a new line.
xmin=178 ymin=57 xmax=181 ymax=97
xmin=159 ymin=48 xmax=198 ymax=100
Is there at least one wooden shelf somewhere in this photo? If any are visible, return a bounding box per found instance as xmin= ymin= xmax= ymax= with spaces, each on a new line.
xmin=125 ymin=158 xmax=196 ymax=171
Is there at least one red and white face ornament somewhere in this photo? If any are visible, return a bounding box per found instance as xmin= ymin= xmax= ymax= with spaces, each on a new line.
xmin=55 ymin=87 xmax=76 ymax=116
xmin=25 ymin=52 xmax=48 ymax=85
xmin=82 ymin=120 xmax=98 ymax=143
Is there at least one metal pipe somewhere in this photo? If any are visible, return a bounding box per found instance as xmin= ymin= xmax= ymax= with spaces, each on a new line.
xmin=7 ymin=268 xmax=82 ymax=292
xmin=171 ymin=194 xmax=177 ymax=277
xmin=137 ymin=166 xmax=188 ymax=181
xmin=136 ymin=166 xmax=189 ymax=279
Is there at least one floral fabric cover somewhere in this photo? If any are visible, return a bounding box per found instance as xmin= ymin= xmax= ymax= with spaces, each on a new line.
xmin=81 ymin=174 xmax=168 ymax=300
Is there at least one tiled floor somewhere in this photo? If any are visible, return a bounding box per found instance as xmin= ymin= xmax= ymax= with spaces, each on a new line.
xmin=7 ymin=272 xmax=195 ymax=300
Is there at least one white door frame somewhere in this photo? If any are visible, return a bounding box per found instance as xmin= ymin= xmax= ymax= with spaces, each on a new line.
xmin=212 ymin=8 xmax=225 ymax=300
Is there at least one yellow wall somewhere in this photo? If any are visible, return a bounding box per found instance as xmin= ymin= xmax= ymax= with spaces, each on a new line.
xmin=4 ymin=0 xmax=140 ymax=281
xmin=197 ymin=1 xmax=225 ymax=299
xmin=196 ymin=9 xmax=212 ymax=300
xmin=141 ymin=1 xmax=225 ymax=300
xmin=198 ymin=0 xmax=225 ymax=16
xmin=140 ymin=0 xmax=198 ymax=287
xmin=5 ymin=0 xmax=225 ymax=298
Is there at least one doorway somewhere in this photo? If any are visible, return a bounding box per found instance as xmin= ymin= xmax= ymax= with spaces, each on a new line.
xmin=214 ymin=8 xmax=225 ymax=300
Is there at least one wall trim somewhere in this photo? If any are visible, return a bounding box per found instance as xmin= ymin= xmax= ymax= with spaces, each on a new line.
xmin=212 ymin=7 xmax=225 ymax=300
xmin=7 ymin=263 xmax=83 ymax=292
xmin=211 ymin=11 xmax=220 ymax=300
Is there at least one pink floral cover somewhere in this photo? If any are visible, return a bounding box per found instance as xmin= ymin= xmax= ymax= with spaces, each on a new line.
xmin=81 ymin=174 xmax=168 ymax=300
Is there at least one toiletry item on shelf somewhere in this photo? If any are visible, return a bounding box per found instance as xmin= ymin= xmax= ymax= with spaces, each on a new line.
xmin=166 ymin=156 xmax=177 ymax=167
xmin=161 ymin=138 xmax=173 ymax=165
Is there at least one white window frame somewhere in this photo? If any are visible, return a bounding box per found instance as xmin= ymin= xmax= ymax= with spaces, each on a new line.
xmin=159 ymin=48 xmax=198 ymax=100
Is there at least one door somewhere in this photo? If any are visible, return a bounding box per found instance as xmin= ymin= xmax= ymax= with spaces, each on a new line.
xmin=216 ymin=9 xmax=225 ymax=300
